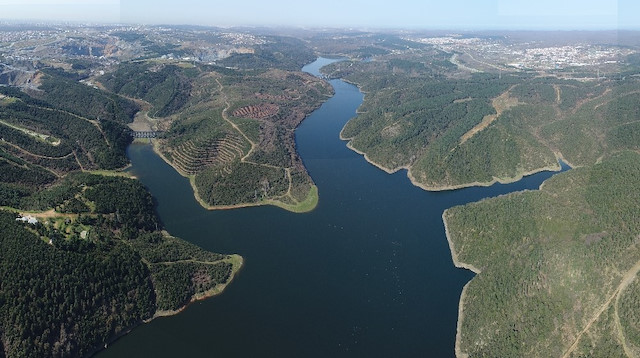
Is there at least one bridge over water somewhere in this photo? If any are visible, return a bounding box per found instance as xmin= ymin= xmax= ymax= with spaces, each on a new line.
xmin=130 ymin=131 xmax=163 ymax=139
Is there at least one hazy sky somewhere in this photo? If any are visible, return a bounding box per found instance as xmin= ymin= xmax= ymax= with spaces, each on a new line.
xmin=0 ymin=0 xmax=638 ymax=30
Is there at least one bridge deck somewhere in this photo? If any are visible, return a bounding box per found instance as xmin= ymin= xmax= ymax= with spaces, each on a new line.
xmin=131 ymin=131 xmax=163 ymax=138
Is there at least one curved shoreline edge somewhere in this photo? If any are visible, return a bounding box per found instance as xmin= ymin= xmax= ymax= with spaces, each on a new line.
xmin=95 ymin=255 xmax=243 ymax=355
xmin=349 ymin=149 xmax=563 ymax=358
xmin=455 ymin=284 xmax=471 ymax=358
xmin=146 ymin=140 xmax=319 ymax=213
xmin=150 ymin=254 xmax=244 ymax=320
xmin=341 ymin=132 xmax=565 ymax=191
xmin=443 ymin=210 xmax=479 ymax=358
xmin=190 ymin=175 xmax=319 ymax=214
xmin=442 ymin=211 xmax=481 ymax=275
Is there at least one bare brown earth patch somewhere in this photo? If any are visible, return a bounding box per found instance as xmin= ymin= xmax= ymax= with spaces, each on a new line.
xmin=381 ymin=122 xmax=403 ymax=138
xmin=585 ymin=231 xmax=608 ymax=245
xmin=459 ymin=88 xmax=521 ymax=145
xmin=453 ymin=97 xmax=473 ymax=104
xmin=31 ymin=71 xmax=45 ymax=86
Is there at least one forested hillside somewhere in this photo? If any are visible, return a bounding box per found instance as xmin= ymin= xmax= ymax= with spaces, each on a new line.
xmin=317 ymin=33 xmax=640 ymax=357
xmin=445 ymin=151 xmax=640 ymax=357
xmin=0 ymin=86 xmax=132 ymax=171
xmin=0 ymin=31 xmax=329 ymax=356
xmin=313 ymin=33 xmax=640 ymax=358
xmin=100 ymin=62 xmax=192 ymax=117
xmin=0 ymin=173 xmax=241 ymax=357
xmin=36 ymin=69 xmax=139 ymax=124
xmin=219 ymin=36 xmax=316 ymax=71
xmin=0 ymin=172 xmax=241 ymax=358
xmin=325 ymin=50 xmax=640 ymax=190
xmin=0 ymin=67 xmax=241 ymax=357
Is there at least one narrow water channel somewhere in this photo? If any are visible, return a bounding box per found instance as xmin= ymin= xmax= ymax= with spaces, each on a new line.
xmin=98 ymin=58 xmax=568 ymax=357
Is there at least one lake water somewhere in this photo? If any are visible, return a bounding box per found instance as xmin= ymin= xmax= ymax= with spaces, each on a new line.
xmin=98 ymin=58 xmax=568 ymax=357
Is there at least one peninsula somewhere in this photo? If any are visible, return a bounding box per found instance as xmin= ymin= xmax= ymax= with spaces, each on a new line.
xmin=96 ymin=35 xmax=333 ymax=212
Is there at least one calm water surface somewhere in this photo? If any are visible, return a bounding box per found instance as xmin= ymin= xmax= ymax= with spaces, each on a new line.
xmin=98 ymin=58 xmax=568 ymax=357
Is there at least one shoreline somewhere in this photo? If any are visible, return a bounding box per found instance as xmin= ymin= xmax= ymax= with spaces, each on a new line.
xmin=442 ymin=211 xmax=481 ymax=274
xmin=149 ymin=254 xmax=244 ymax=320
xmin=339 ymin=73 xmax=572 ymax=358
xmin=442 ymin=210 xmax=479 ymax=358
xmin=190 ymin=174 xmax=318 ymax=213
xmin=339 ymin=127 xmax=406 ymax=174
xmin=92 ymin=254 xmax=243 ymax=356
xmin=408 ymin=162 xmax=563 ymax=192
xmin=336 ymin=77 xmax=570 ymax=193
xmin=340 ymin=132 xmax=565 ymax=192
xmin=344 ymin=140 xmax=404 ymax=174
xmin=146 ymin=140 xmax=318 ymax=213
xmin=456 ymin=283 xmax=471 ymax=358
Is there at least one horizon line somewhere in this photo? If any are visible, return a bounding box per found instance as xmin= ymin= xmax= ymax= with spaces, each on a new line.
xmin=0 ymin=18 xmax=639 ymax=32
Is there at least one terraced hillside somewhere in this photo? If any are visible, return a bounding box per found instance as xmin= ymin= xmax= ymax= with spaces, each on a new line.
xmin=165 ymin=134 xmax=246 ymax=176
xmin=232 ymin=103 xmax=279 ymax=119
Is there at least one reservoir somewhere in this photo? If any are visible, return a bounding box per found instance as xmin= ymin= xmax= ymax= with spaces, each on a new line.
xmin=98 ymin=58 xmax=568 ymax=357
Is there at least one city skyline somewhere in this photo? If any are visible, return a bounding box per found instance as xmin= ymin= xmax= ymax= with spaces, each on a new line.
xmin=0 ymin=0 xmax=638 ymax=30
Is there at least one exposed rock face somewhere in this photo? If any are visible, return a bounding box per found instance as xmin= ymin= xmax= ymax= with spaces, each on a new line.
xmin=0 ymin=65 xmax=39 ymax=88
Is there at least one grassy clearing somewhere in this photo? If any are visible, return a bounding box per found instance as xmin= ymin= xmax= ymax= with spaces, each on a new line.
xmin=0 ymin=96 xmax=18 ymax=106
xmin=269 ymin=185 xmax=318 ymax=213
xmin=87 ymin=169 xmax=133 ymax=178
xmin=0 ymin=119 xmax=61 ymax=146
xmin=132 ymin=138 xmax=151 ymax=144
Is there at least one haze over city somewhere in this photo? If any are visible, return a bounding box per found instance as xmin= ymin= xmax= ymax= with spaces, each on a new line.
xmin=1 ymin=0 xmax=639 ymax=30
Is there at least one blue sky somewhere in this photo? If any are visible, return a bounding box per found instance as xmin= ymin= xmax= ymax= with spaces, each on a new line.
xmin=0 ymin=0 xmax=638 ymax=30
